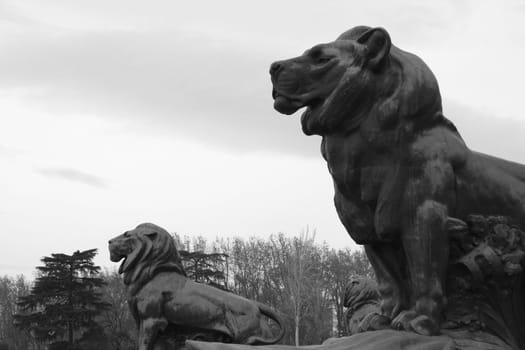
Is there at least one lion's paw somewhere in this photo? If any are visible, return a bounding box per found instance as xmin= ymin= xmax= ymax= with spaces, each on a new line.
xmin=391 ymin=311 xmax=438 ymax=336
xmin=358 ymin=312 xmax=391 ymax=332
xmin=391 ymin=310 xmax=417 ymax=332
xmin=409 ymin=315 xmax=438 ymax=336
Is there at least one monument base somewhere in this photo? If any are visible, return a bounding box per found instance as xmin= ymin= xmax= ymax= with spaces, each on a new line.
xmin=184 ymin=330 xmax=512 ymax=350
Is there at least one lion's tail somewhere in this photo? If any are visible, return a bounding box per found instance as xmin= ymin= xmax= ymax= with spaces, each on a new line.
xmin=245 ymin=302 xmax=285 ymax=345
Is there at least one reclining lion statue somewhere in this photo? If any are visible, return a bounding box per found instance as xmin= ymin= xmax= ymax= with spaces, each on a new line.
xmin=270 ymin=25 xmax=525 ymax=337
xmin=108 ymin=223 xmax=285 ymax=350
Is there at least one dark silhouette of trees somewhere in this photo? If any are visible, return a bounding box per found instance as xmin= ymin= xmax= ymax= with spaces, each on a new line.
xmin=172 ymin=233 xmax=373 ymax=344
xmin=14 ymin=249 xmax=109 ymax=349
xmin=97 ymin=270 xmax=136 ymax=350
xmin=224 ymin=232 xmax=373 ymax=344
xmin=0 ymin=275 xmax=32 ymax=350
xmin=174 ymin=233 xmax=230 ymax=290
xmin=325 ymin=248 xmax=374 ymax=336
xmin=179 ymin=250 xmax=229 ymax=290
xmin=5 ymin=233 xmax=372 ymax=348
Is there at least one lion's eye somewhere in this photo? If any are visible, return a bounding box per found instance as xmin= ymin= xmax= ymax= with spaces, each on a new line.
xmin=317 ymin=56 xmax=332 ymax=64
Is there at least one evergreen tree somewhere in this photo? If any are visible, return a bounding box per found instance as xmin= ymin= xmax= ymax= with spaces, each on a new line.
xmin=14 ymin=249 xmax=109 ymax=349
xmin=179 ymin=250 xmax=229 ymax=291
xmin=0 ymin=275 xmax=32 ymax=350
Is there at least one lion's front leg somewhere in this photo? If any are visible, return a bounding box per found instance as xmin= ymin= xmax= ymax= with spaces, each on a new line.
xmin=389 ymin=136 xmax=456 ymax=335
xmin=138 ymin=317 xmax=168 ymax=350
xmin=393 ymin=200 xmax=449 ymax=336
xmin=364 ymin=243 xmax=406 ymax=322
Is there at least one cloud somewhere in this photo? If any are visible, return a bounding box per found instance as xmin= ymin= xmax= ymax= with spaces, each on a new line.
xmin=444 ymin=101 xmax=525 ymax=164
xmin=36 ymin=167 xmax=107 ymax=188
xmin=0 ymin=0 xmax=523 ymax=159
xmin=0 ymin=0 xmax=481 ymax=159
xmin=0 ymin=144 xmax=11 ymax=156
xmin=0 ymin=27 xmax=322 ymax=156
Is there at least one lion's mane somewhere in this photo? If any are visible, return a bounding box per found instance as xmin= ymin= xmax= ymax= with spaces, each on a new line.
xmin=301 ymin=25 xmax=456 ymax=139
xmin=344 ymin=278 xmax=379 ymax=311
xmin=118 ymin=223 xmax=186 ymax=293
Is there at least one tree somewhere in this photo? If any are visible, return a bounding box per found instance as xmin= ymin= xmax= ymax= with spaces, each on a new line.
xmin=172 ymin=231 xmax=373 ymax=345
xmin=325 ymin=248 xmax=374 ymax=336
xmin=0 ymin=275 xmax=32 ymax=350
xmin=302 ymin=243 xmax=334 ymax=344
xmin=173 ymin=233 xmax=230 ymax=291
xmin=14 ymin=249 xmax=109 ymax=349
xmin=97 ymin=270 xmax=136 ymax=350
xmin=179 ymin=250 xmax=229 ymax=290
xmin=283 ymin=229 xmax=318 ymax=346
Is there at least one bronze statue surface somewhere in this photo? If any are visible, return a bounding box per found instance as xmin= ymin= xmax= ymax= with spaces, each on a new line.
xmin=343 ymin=278 xmax=384 ymax=335
xmin=270 ymin=25 xmax=525 ymax=342
xmin=183 ymin=329 xmax=508 ymax=350
xmin=108 ymin=223 xmax=285 ymax=350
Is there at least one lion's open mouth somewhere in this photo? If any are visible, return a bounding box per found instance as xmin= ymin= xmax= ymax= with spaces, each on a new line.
xmin=272 ymin=89 xmax=306 ymax=115
xmin=109 ymin=252 xmax=128 ymax=274
xmin=109 ymin=241 xmax=127 ymax=274
xmin=109 ymin=248 xmax=126 ymax=263
xmin=272 ymin=89 xmax=323 ymax=116
xmin=109 ymin=244 xmax=140 ymax=274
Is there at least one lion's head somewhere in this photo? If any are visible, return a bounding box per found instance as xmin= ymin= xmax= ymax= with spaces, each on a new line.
xmin=270 ymin=26 xmax=446 ymax=137
xmin=108 ymin=223 xmax=186 ymax=289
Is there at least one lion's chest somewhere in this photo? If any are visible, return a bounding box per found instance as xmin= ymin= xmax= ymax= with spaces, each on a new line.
xmin=322 ymin=135 xmax=399 ymax=244
xmin=322 ymin=135 xmax=387 ymax=203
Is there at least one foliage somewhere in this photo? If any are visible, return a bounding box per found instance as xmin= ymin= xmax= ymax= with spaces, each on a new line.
xmin=14 ymin=249 xmax=110 ymax=348
xmin=179 ymin=250 xmax=229 ymax=290
xmin=97 ymin=270 xmax=136 ymax=350
xmin=174 ymin=233 xmax=230 ymax=290
xmin=4 ymin=233 xmax=372 ymax=347
xmin=283 ymin=230 xmax=318 ymax=345
xmin=0 ymin=275 xmax=32 ymax=350
xmin=326 ymin=247 xmax=374 ymax=336
xmin=224 ymin=232 xmax=373 ymax=344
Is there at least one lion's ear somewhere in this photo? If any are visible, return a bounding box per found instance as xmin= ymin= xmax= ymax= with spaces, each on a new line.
xmin=357 ymin=27 xmax=391 ymax=70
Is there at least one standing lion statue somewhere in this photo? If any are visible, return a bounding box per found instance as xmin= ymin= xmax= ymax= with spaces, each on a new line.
xmin=270 ymin=25 xmax=525 ymax=338
xmin=108 ymin=223 xmax=285 ymax=350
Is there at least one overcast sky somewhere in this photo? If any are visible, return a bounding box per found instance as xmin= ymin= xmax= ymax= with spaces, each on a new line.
xmin=2 ymin=0 xmax=525 ymax=278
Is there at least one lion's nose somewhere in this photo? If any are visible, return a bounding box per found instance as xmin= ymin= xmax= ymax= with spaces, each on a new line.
xmin=270 ymin=61 xmax=283 ymax=76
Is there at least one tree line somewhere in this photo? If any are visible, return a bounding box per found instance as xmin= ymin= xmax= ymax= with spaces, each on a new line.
xmin=0 ymin=231 xmax=372 ymax=349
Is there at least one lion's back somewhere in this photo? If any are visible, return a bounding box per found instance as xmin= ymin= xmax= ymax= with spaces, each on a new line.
xmin=141 ymin=271 xmax=188 ymax=293
xmin=455 ymin=151 xmax=525 ymax=224
xmin=144 ymin=273 xmax=258 ymax=317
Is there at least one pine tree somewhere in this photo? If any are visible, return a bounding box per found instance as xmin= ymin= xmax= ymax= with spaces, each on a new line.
xmin=179 ymin=250 xmax=229 ymax=290
xmin=14 ymin=249 xmax=109 ymax=348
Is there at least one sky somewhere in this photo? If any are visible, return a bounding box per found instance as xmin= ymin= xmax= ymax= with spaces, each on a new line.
xmin=2 ymin=0 xmax=525 ymax=278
